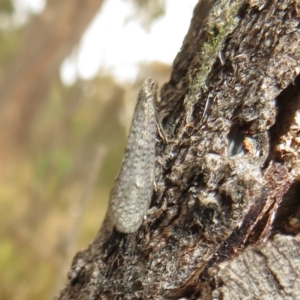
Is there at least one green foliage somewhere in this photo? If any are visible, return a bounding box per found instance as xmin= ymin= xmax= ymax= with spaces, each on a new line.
xmin=0 ymin=0 xmax=14 ymax=14
xmin=125 ymin=0 xmax=166 ymax=29
xmin=0 ymin=239 xmax=15 ymax=270
xmin=134 ymin=0 xmax=166 ymax=20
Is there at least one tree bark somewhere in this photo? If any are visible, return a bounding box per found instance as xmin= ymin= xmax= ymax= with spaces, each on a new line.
xmin=0 ymin=0 xmax=104 ymax=155
xmin=212 ymin=233 xmax=300 ymax=299
xmin=56 ymin=0 xmax=300 ymax=299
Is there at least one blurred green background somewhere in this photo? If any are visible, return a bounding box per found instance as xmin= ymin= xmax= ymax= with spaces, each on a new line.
xmin=0 ymin=0 xmax=172 ymax=299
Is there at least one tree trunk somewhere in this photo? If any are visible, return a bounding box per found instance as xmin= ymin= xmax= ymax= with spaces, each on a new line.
xmin=0 ymin=0 xmax=104 ymax=156
xmin=56 ymin=0 xmax=300 ymax=299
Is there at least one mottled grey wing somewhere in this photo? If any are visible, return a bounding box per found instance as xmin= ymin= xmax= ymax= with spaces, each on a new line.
xmin=109 ymin=78 xmax=157 ymax=233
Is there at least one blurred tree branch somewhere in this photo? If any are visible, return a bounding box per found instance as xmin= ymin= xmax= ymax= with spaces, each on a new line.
xmin=0 ymin=0 xmax=104 ymax=156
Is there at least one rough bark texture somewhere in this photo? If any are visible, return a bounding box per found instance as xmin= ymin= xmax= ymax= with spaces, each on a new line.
xmin=0 ymin=0 xmax=104 ymax=154
xmin=212 ymin=234 xmax=300 ymax=299
xmin=56 ymin=0 xmax=300 ymax=299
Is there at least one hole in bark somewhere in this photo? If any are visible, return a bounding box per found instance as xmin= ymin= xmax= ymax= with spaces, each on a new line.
xmin=268 ymin=74 xmax=300 ymax=161
xmin=183 ymin=199 xmax=220 ymax=234
xmin=227 ymin=126 xmax=246 ymax=156
xmin=272 ymin=180 xmax=300 ymax=236
xmin=219 ymin=192 xmax=234 ymax=212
